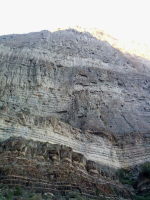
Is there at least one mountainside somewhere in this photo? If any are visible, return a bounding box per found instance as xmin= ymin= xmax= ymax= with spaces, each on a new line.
xmin=0 ymin=29 xmax=150 ymax=199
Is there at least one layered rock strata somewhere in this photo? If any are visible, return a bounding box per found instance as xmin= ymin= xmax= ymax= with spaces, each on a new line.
xmin=0 ymin=29 xmax=150 ymax=135
xmin=0 ymin=29 xmax=150 ymax=198
xmin=0 ymin=116 xmax=150 ymax=169
xmin=0 ymin=137 xmax=131 ymax=200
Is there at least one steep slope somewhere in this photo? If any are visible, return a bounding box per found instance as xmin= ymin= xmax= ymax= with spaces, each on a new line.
xmin=0 ymin=137 xmax=131 ymax=200
xmin=0 ymin=29 xmax=150 ymax=199
xmin=0 ymin=29 xmax=150 ymax=135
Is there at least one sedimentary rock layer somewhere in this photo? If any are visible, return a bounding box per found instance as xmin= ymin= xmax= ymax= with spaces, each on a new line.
xmin=0 ymin=29 xmax=150 ymax=169
xmin=0 ymin=116 xmax=150 ymax=169
xmin=0 ymin=29 xmax=150 ymax=134
xmin=0 ymin=137 xmax=131 ymax=200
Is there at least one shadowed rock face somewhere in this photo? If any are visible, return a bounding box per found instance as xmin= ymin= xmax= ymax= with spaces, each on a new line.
xmin=0 ymin=29 xmax=150 ymax=168
xmin=0 ymin=137 xmax=132 ymax=200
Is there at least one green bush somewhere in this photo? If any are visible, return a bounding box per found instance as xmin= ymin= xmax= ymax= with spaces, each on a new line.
xmin=55 ymin=191 xmax=98 ymax=200
xmin=5 ymin=190 xmax=13 ymax=200
xmin=13 ymin=186 xmax=23 ymax=196
xmin=28 ymin=193 xmax=43 ymax=200
xmin=134 ymin=194 xmax=150 ymax=200
xmin=141 ymin=162 xmax=150 ymax=178
xmin=0 ymin=193 xmax=5 ymax=200
xmin=116 ymin=168 xmax=135 ymax=185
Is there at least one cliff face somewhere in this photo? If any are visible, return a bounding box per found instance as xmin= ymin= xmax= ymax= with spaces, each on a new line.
xmin=0 ymin=137 xmax=131 ymax=200
xmin=0 ymin=29 xmax=150 ymax=199
xmin=0 ymin=29 xmax=150 ymax=134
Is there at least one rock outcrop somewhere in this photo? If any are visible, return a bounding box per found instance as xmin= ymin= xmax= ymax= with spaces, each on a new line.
xmin=1 ymin=29 xmax=150 ymax=135
xmin=0 ymin=137 xmax=131 ymax=199
xmin=0 ymin=28 xmax=150 ymax=199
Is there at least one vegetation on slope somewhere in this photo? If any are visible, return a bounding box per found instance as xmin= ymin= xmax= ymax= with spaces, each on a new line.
xmin=116 ymin=162 xmax=150 ymax=200
xmin=0 ymin=184 xmax=106 ymax=200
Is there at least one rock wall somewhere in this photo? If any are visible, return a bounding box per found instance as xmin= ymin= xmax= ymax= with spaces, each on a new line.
xmin=0 ymin=116 xmax=150 ymax=169
xmin=0 ymin=29 xmax=150 ymax=169
xmin=0 ymin=137 xmax=131 ymax=200
xmin=1 ymin=29 xmax=150 ymax=135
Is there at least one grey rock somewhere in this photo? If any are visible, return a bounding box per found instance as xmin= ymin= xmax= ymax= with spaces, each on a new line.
xmin=0 ymin=29 xmax=150 ymax=168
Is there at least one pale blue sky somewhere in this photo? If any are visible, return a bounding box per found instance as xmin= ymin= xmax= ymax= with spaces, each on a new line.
xmin=0 ymin=0 xmax=150 ymax=43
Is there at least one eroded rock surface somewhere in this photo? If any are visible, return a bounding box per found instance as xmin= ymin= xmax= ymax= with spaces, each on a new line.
xmin=0 ymin=137 xmax=131 ymax=199
xmin=0 ymin=29 xmax=150 ymax=199
xmin=0 ymin=29 xmax=150 ymax=134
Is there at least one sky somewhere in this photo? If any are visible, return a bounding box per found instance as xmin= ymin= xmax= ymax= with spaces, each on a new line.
xmin=0 ymin=0 xmax=150 ymax=43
